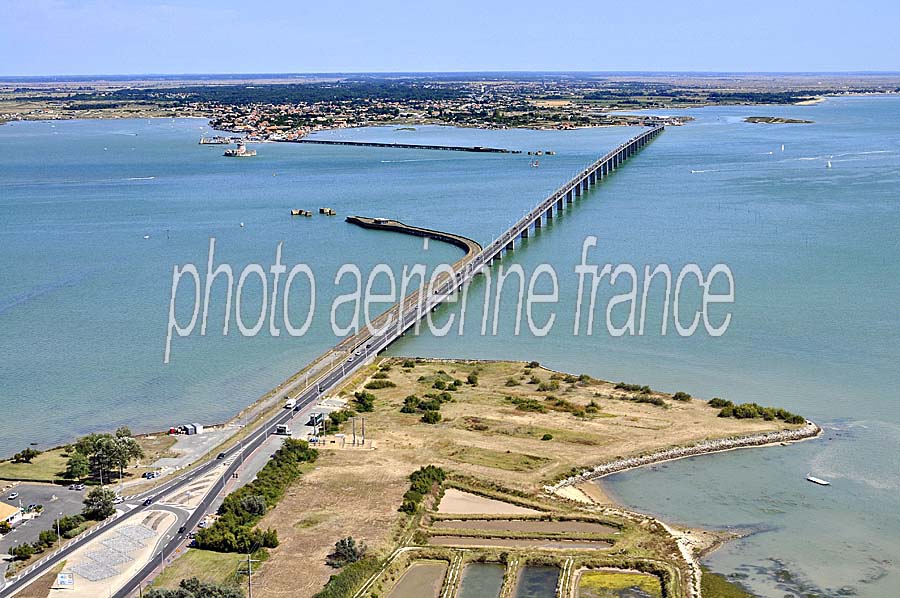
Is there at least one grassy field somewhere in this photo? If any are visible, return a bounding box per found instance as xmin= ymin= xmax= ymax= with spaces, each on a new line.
xmin=0 ymin=434 xmax=177 ymax=484
xmin=151 ymin=549 xmax=252 ymax=590
xmin=0 ymin=448 xmax=69 ymax=482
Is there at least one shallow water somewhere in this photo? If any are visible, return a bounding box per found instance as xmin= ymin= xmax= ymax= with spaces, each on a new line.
xmin=456 ymin=562 xmax=504 ymax=598
xmin=514 ymin=566 xmax=560 ymax=598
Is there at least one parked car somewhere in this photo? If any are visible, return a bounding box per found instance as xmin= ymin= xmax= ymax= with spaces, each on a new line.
xmin=178 ymin=525 xmax=187 ymax=534
xmin=216 ymin=452 xmax=226 ymax=460
xmin=74 ymin=483 xmax=85 ymax=491
xmin=113 ymin=496 xmax=124 ymax=504
xmin=6 ymin=492 xmax=19 ymax=500
xmin=143 ymin=498 xmax=153 ymax=506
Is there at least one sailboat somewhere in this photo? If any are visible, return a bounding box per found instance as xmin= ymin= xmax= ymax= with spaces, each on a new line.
xmin=826 ymin=160 xmax=832 ymax=168
xmin=781 ymin=144 xmax=785 ymax=152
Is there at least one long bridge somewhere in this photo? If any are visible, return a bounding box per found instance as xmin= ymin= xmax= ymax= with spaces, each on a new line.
xmin=1 ymin=125 xmax=663 ymax=598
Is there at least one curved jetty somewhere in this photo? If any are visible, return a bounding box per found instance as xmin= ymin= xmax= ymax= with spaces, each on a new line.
xmin=346 ymin=215 xmax=481 ymax=257
xmin=547 ymin=422 xmax=821 ymax=491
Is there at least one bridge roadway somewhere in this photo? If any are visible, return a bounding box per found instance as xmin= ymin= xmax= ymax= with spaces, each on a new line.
xmin=0 ymin=125 xmax=662 ymax=598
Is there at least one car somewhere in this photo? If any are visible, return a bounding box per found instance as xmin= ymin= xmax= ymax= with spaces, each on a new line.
xmin=74 ymin=484 xmax=85 ymax=491
xmin=347 ymin=356 xmax=353 ymax=362
xmin=6 ymin=492 xmax=19 ymax=500
xmin=26 ymin=503 xmax=38 ymax=511
xmin=143 ymin=498 xmax=153 ymax=506
xmin=178 ymin=525 xmax=187 ymax=534
xmin=113 ymin=496 xmax=124 ymax=504
xmin=216 ymin=452 xmax=226 ymax=460
xmin=354 ymin=349 xmax=362 ymax=356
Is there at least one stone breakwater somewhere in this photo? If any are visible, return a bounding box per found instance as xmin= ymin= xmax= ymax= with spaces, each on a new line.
xmin=546 ymin=422 xmax=821 ymax=492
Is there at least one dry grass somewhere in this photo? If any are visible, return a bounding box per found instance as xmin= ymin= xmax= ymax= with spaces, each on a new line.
xmin=337 ymin=359 xmax=795 ymax=493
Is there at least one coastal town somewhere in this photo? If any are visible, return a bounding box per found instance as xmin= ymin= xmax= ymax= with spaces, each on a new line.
xmin=5 ymin=73 xmax=899 ymax=141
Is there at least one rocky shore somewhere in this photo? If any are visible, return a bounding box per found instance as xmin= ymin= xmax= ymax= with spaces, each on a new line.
xmin=547 ymin=421 xmax=821 ymax=491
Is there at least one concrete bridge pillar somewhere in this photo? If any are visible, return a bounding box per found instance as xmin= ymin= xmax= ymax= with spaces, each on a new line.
xmin=582 ymin=179 xmax=589 ymax=192
xmin=589 ymin=171 xmax=595 ymax=185
xmin=556 ymin=198 xmax=563 ymax=210
xmin=534 ymin=216 xmax=542 ymax=229
xmin=546 ymin=207 xmax=553 ymax=220
xmin=574 ymin=184 xmax=581 ymax=197
xmin=566 ymin=190 xmax=574 ymax=203
xmin=521 ymin=227 xmax=529 ymax=239
xmin=506 ymin=240 xmax=514 ymax=251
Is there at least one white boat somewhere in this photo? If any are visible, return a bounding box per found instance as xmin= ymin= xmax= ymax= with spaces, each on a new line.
xmin=781 ymin=144 xmax=785 ymax=152
xmin=826 ymin=160 xmax=832 ymax=168
xmin=806 ymin=474 xmax=831 ymax=486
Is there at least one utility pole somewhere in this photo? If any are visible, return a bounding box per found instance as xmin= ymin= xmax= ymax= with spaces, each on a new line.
xmin=240 ymin=552 xmax=260 ymax=598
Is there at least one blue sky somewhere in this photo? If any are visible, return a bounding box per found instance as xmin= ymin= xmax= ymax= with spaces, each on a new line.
xmin=3 ymin=0 xmax=898 ymax=75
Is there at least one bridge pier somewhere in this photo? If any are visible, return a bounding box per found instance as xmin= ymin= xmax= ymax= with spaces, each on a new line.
xmin=574 ymin=185 xmax=581 ymax=197
xmin=506 ymin=240 xmax=514 ymax=251
xmin=556 ymin=198 xmax=563 ymax=210
xmin=521 ymin=227 xmax=529 ymax=239
xmin=546 ymin=207 xmax=553 ymax=220
xmin=534 ymin=216 xmax=542 ymax=229
xmin=582 ymin=178 xmax=589 ymax=192
xmin=567 ymin=190 xmax=574 ymax=203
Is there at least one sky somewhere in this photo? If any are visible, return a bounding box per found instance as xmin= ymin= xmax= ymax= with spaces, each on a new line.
xmin=2 ymin=0 xmax=898 ymax=75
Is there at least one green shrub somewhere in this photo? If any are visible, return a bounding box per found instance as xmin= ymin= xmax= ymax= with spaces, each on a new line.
xmin=505 ymin=378 xmax=520 ymax=387
xmin=364 ymin=379 xmax=396 ymax=390
xmin=421 ymin=410 xmax=442 ymax=424
xmin=672 ymin=391 xmax=692 ymax=402
xmin=353 ymin=391 xmax=376 ymax=412
xmin=541 ymin=434 xmax=553 ymax=441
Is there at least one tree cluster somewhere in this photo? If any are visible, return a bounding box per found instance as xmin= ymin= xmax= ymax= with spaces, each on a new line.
xmin=65 ymin=426 xmax=144 ymax=482
xmin=194 ymin=439 xmax=317 ymax=553
xmin=398 ymin=465 xmax=446 ymax=514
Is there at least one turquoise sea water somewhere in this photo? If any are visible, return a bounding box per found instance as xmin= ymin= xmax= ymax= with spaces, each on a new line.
xmin=1 ymin=96 xmax=899 ymax=596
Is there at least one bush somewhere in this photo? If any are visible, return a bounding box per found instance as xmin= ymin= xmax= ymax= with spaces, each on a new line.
xmin=326 ymin=536 xmax=367 ymax=568
xmin=505 ymin=378 xmax=520 ymax=387
xmin=314 ymin=556 xmax=382 ymax=598
xmin=541 ymin=433 xmax=553 ymax=441
xmin=353 ymin=391 xmax=376 ymax=412
xmin=400 ymin=395 xmax=420 ymax=414
xmin=537 ymin=380 xmax=560 ymax=392
xmin=401 ymin=359 xmax=416 ymax=368
xmin=146 ymin=578 xmax=243 ymax=598
xmin=672 ymin=391 xmax=692 ymax=402
xmin=432 ymin=379 xmax=446 ymax=390
xmin=421 ymin=410 xmax=441 ymax=424
xmin=615 ymin=382 xmax=652 ymax=394
xmin=525 ymin=361 xmax=540 ymax=368
xmin=506 ymin=396 xmax=546 ymax=413
xmin=467 ymin=372 xmax=479 ymax=386
xmin=372 ymin=372 xmax=389 ymax=379
xmin=364 ymin=379 xmax=396 ymax=390
xmin=708 ymin=397 xmax=732 ymax=408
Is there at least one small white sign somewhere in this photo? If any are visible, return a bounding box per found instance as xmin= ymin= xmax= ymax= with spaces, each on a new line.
xmin=56 ymin=572 xmax=75 ymax=587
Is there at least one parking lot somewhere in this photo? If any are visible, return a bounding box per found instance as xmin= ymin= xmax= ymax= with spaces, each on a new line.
xmin=0 ymin=482 xmax=86 ymax=551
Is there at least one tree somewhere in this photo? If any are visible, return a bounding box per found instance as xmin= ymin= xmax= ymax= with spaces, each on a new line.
xmin=8 ymin=543 xmax=35 ymax=560
xmin=65 ymin=452 xmax=90 ymax=480
xmin=326 ymin=536 xmax=367 ymax=568
xmin=83 ymin=486 xmax=117 ymax=520
xmin=12 ymin=448 xmax=41 ymax=463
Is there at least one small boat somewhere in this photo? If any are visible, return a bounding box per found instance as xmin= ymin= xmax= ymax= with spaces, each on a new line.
xmin=806 ymin=474 xmax=831 ymax=486
xmin=781 ymin=144 xmax=785 ymax=152
xmin=826 ymin=160 xmax=832 ymax=168
xmin=290 ymin=209 xmax=302 ymax=216
xmin=239 ymin=222 xmax=245 ymax=228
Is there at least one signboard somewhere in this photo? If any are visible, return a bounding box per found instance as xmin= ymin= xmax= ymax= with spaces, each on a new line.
xmin=56 ymin=572 xmax=75 ymax=588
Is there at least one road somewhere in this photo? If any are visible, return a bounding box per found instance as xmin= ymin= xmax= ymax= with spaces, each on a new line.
xmin=1 ymin=127 xmax=662 ymax=597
